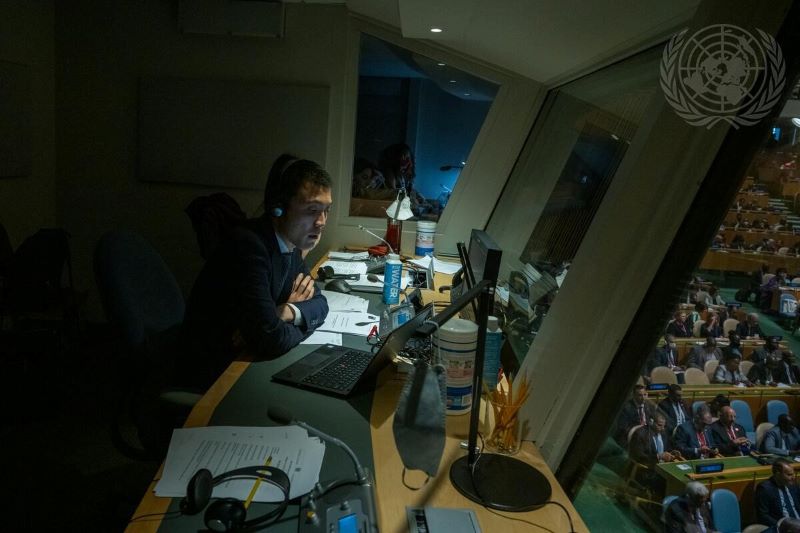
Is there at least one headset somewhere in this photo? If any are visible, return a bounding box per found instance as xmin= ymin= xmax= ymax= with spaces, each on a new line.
xmin=266 ymin=158 xmax=301 ymax=218
xmin=181 ymin=465 xmax=291 ymax=532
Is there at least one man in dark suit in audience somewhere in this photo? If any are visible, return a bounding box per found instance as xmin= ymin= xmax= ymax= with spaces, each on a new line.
xmin=737 ymin=312 xmax=764 ymax=338
xmin=181 ymin=155 xmax=332 ymax=390
xmin=755 ymin=458 xmax=800 ymax=529
xmin=709 ymin=405 xmax=750 ymax=456
xmin=762 ymin=415 xmax=800 ymax=456
xmin=667 ymin=311 xmax=693 ymax=338
xmin=687 ymin=336 xmax=723 ymax=369
xmin=749 ymin=352 xmax=783 ymax=386
xmin=674 ymin=404 xmax=719 ymax=459
xmin=647 ymin=334 xmax=685 ymax=382
xmin=664 ymin=481 xmax=714 ymax=533
xmin=614 ymin=384 xmax=657 ymax=447
xmin=629 ymin=412 xmax=673 ymax=491
xmin=752 ymin=336 xmax=782 ymax=365
xmin=658 ymin=384 xmax=691 ymax=436
xmin=778 ymin=351 xmax=800 ymax=385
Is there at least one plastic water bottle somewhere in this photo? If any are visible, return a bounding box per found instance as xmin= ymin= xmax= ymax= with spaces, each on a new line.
xmin=382 ymin=253 xmax=402 ymax=304
xmin=483 ymin=316 xmax=503 ymax=389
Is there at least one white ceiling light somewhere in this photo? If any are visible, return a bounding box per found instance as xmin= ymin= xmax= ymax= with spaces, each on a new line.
xmin=430 ymin=27 xmax=443 ymax=33
xmin=792 ymin=117 xmax=800 ymax=128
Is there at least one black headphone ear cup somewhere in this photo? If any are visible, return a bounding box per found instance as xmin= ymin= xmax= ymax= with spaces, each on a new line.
xmin=205 ymin=498 xmax=247 ymax=532
xmin=182 ymin=468 xmax=213 ymax=515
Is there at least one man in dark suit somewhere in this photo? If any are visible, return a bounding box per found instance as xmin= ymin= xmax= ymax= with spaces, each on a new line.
xmin=737 ymin=312 xmax=764 ymax=339
xmin=674 ymin=404 xmax=719 ymax=459
xmin=614 ymin=384 xmax=657 ymax=447
xmin=748 ymin=352 xmax=783 ymax=386
xmin=752 ymin=336 xmax=782 ymax=365
xmin=755 ymin=458 xmax=800 ymax=529
xmin=667 ymin=311 xmax=693 ymax=338
xmin=664 ymin=481 xmax=714 ymax=533
xmin=647 ymin=334 xmax=684 ymax=379
xmin=687 ymin=336 xmax=723 ymax=369
xmin=181 ymin=155 xmax=332 ymax=390
xmin=658 ymin=384 xmax=691 ymax=436
xmin=778 ymin=351 xmax=800 ymax=385
xmin=629 ymin=412 xmax=673 ymax=491
xmin=762 ymin=415 xmax=800 ymax=456
xmin=709 ymin=405 xmax=750 ymax=456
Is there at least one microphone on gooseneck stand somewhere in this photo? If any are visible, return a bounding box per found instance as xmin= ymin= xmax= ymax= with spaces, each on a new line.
xmin=357 ymin=225 xmax=395 ymax=256
xmin=268 ymin=406 xmax=378 ymax=532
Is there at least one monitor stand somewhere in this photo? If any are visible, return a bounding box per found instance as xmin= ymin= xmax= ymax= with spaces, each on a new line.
xmin=450 ymin=453 xmax=552 ymax=512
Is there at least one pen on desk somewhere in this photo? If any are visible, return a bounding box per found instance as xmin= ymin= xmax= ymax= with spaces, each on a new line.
xmin=244 ymin=455 xmax=273 ymax=509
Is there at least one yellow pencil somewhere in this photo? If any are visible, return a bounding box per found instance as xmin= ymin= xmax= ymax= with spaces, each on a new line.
xmin=243 ymin=455 xmax=272 ymax=509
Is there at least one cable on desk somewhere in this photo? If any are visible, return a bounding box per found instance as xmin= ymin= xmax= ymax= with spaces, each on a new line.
xmin=128 ymin=510 xmax=183 ymax=523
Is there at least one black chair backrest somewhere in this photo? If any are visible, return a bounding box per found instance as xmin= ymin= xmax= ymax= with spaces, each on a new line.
xmin=5 ymin=228 xmax=71 ymax=313
xmin=0 ymin=221 xmax=12 ymax=275
xmin=94 ymin=230 xmax=184 ymax=347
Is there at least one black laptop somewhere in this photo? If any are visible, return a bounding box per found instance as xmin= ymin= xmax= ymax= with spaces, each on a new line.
xmin=272 ymin=304 xmax=433 ymax=397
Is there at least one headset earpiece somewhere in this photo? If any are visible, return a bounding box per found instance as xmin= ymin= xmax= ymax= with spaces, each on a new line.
xmin=271 ymin=206 xmax=284 ymax=217
xmin=182 ymin=468 xmax=213 ymax=515
xmin=205 ymin=498 xmax=247 ymax=532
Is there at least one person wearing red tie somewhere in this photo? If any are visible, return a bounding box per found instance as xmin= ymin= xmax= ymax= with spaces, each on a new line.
xmin=674 ymin=404 xmax=720 ymax=459
xmin=709 ymin=406 xmax=750 ymax=456
xmin=614 ymin=384 xmax=657 ymax=447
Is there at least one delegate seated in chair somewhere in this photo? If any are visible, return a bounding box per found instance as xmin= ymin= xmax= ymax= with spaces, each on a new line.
xmin=755 ymin=458 xmax=800 ymax=529
xmin=762 ymin=415 xmax=800 ymax=456
xmin=614 ymin=384 xmax=657 ymax=447
xmin=628 ymin=413 xmax=674 ymax=493
xmin=713 ymin=354 xmax=752 ymax=386
xmin=709 ymin=406 xmax=751 ymax=456
xmin=664 ymin=481 xmax=715 ymax=533
xmin=674 ymin=405 xmax=719 ymax=459
xmin=657 ymin=384 xmax=691 ymax=436
xmin=688 ymin=337 xmax=723 ymax=369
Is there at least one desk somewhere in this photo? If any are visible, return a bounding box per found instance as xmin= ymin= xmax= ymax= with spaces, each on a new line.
xmin=700 ymin=249 xmax=800 ymax=273
xmin=127 ymin=279 xmax=586 ymax=532
xmin=723 ymin=210 xmax=782 ymax=226
xmin=735 ymin=193 xmax=770 ymax=208
xmin=720 ymin=228 xmax=796 ymax=247
xmin=657 ymin=456 xmax=800 ymax=525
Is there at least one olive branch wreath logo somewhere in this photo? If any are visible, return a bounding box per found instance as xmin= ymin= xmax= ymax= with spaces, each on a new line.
xmin=660 ymin=26 xmax=785 ymax=129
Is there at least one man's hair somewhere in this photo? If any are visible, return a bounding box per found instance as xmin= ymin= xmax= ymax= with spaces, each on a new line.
xmin=685 ymin=481 xmax=709 ymax=498
xmin=774 ymin=457 xmax=793 ymax=474
xmin=633 ymin=384 xmax=645 ymax=393
xmin=779 ymin=414 xmax=792 ymax=426
xmin=264 ymin=153 xmax=332 ymax=212
xmin=694 ymin=403 xmax=711 ymax=419
xmin=668 ymin=384 xmax=682 ymax=394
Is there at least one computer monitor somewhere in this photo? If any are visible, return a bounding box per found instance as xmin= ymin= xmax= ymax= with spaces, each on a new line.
xmin=468 ymin=229 xmax=502 ymax=287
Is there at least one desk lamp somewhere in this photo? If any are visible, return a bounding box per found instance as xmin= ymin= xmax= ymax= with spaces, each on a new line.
xmin=416 ymin=279 xmax=552 ymax=511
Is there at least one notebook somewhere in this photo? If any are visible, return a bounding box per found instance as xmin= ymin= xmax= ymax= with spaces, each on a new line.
xmin=272 ymin=304 xmax=433 ymax=397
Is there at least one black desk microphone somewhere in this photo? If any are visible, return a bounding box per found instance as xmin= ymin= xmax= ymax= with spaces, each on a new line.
xmin=267 ymin=407 xmax=378 ymax=532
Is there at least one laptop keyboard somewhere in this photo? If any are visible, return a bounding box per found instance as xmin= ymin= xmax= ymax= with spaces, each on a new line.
xmin=301 ymin=349 xmax=374 ymax=391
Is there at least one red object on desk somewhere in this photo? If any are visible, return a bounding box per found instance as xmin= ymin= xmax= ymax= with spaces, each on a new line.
xmin=368 ymin=244 xmax=389 ymax=256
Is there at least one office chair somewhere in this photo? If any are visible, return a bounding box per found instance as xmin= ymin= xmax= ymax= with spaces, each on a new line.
xmin=731 ymin=399 xmax=756 ymax=443
xmin=94 ymin=230 xmax=201 ymax=459
xmin=710 ymin=488 xmax=740 ymax=533
xmin=756 ymin=422 xmax=774 ymax=451
xmin=650 ymin=366 xmax=678 ymax=385
xmin=684 ymin=368 xmax=710 ymax=385
xmin=739 ymin=360 xmax=754 ymax=377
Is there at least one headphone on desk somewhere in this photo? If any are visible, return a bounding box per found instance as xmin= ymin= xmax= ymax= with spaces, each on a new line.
xmin=181 ymin=465 xmax=290 ymax=532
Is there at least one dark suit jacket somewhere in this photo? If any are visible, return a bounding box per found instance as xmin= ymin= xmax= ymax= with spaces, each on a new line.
xmin=666 ymin=320 xmax=693 ymax=338
xmin=708 ymin=420 xmax=748 ymax=456
xmin=648 ymin=346 xmax=679 ymax=373
xmin=755 ymin=477 xmax=800 ymax=527
xmin=615 ymin=400 xmax=657 ymax=446
xmin=736 ymin=321 xmax=764 ymax=338
xmin=629 ymin=426 xmax=672 ymax=467
xmin=687 ymin=346 xmax=722 ymax=369
xmin=658 ymin=398 xmax=691 ymax=435
xmin=748 ymin=361 xmax=779 ymax=385
xmin=181 ymin=217 xmax=328 ymax=389
xmin=673 ymin=421 xmax=715 ymax=459
xmin=664 ymin=497 xmax=714 ymax=533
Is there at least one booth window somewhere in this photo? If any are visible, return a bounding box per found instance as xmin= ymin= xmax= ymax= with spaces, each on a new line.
xmin=349 ymin=34 xmax=498 ymax=221
xmin=486 ymin=47 xmax=661 ymax=363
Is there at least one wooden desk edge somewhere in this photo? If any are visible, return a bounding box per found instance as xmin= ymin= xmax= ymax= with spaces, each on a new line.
xmin=125 ymin=359 xmax=252 ymax=533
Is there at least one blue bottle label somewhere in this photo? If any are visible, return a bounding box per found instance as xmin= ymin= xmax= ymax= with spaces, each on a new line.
xmin=383 ymin=260 xmax=402 ymax=304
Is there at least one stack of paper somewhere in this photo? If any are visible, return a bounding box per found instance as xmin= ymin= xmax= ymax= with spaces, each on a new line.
xmin=155 ymin=426 xmax=325 ymax=501
xmin=408 ymin=256 xmax=462 ymax=275
xmin=327 ymin=251 xmax=369 ymax=261
xmin=319 ymin=260 xmax=368 ymax=276
xmin=321 ymin=290 xmax=369 ymax=313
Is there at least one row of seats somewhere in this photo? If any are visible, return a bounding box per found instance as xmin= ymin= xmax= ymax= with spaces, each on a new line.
xmin=650 ymin=359 xmax=753 ymax=384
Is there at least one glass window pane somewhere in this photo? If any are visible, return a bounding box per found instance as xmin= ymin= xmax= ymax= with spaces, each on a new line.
xmin=350 ymin=34 xmax=498 ymax=221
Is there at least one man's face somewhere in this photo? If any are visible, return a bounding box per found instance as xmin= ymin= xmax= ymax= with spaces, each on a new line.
xmin=698 ymin=410 xmax=713 ymax=426
xmin=633 ymin=388 xmax=646 ymax=405
xmin=719 ymin=406 xmax=736 ymax=426
xmin=781 ymin=417 xmax=796 ymax=432
xmin=668 ymin=389 xmax=682 ymax=403
xmin=277 ymin=182 xmax=332 ymax=251
xmin=725 ymin=358 xmax=740 ymax=372
xmin=652 ymin=418 xmax=666 ymax=433
xmin=777 ymin=463 xmax=796 ymax=487
xmin=678 ymin=313 xmax=687 ymax=323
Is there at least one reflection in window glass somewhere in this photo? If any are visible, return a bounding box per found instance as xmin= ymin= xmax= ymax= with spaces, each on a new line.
xmin=486 ymin=48 xmax=660 ymax=363
xmin=350 ymin=34 xmax=498 ymax=221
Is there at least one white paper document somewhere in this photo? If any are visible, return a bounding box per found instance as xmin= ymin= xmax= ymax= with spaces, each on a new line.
xmin=317 ymin=311 xmax=379 ymax=336
xmin=320 ymin=260 xmax=368 ymax=276
xmin=321 ymin=290 xmax=370 ymax=313
xmin=301 ymin=331 xmax=343 ymax=346
xmin=327 ymin=251 xmax=370 ymax=261
xmin=408 ymin=256 xmax=461 ymax=275
xmin=155 ymin=426 xmax=325 ymax=501
xmin=350 ymin=273 xmax=411 ymax=291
